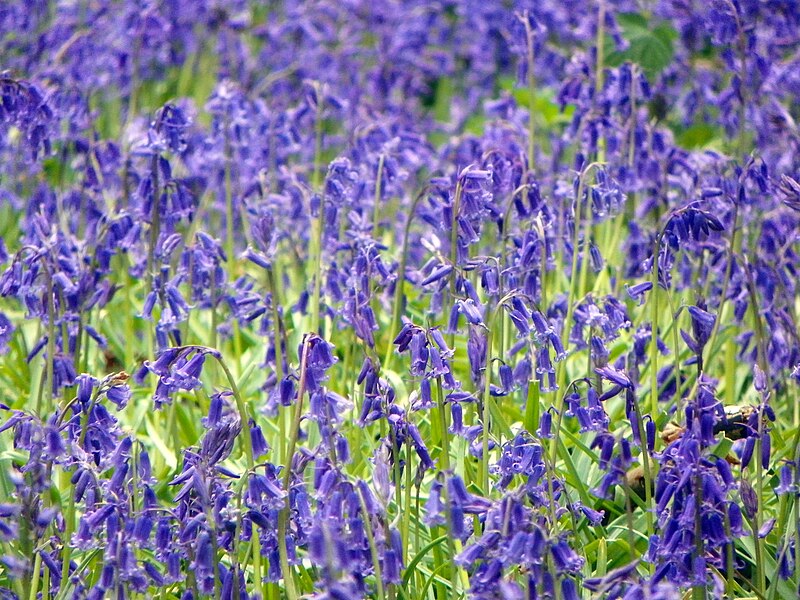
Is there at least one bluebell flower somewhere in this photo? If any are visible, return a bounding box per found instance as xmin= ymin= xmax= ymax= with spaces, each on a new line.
xmin=143 ymin=346 xmax=221 ymax=408
xmin=0 ymin=76 xmax=54 ymax=160
xmin=681 ymin=304 xmax=716 ymax=358
xmin=776 ymin=462 xmax=800 ymax=497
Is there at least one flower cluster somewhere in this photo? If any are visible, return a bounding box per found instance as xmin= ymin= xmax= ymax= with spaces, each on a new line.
xmin=2 ymin=1 xmax=800 ymax=599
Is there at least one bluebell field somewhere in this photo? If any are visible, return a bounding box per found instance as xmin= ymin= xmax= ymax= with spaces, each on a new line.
xmin=1 ymin=1 xmax=800 ymax=599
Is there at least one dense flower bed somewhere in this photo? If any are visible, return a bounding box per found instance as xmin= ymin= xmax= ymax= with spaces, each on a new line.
xmin=1 ymin=2 xmax=800 ymax=599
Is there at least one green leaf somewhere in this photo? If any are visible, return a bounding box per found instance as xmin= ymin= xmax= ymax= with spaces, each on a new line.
xmin=606 ymin=12 xmax=677 ymax=78
xmin=711 ymin=436 xmax=734 ymax=459
xmin=508 ymin=86 xmax=574 ymax=127
xmin=402 ymin=535 xmax=449 ymax=587
xmin=676 ymin=124 xmax=719 ymax=149
xmin=616 ymin=12 xmax=649 ymax=29
xmin=417 ymin=562 xmax=452 ymax=600
xmin=0 ymin=450 xmax=27 ymax=463
xmin=143 ymin=414 xmax=178 ymax=470
xmin=463 ymin=114 xmax=486 ymax=136
xmin=433 ymin=77 xmax=453 ymax=123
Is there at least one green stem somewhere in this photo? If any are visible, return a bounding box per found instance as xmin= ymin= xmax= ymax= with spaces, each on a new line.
xmin=595 ymin=1 xmax=606 ymax=96
xmin=769 ymin=497 xmax=794 ymax=600
xmin=277 ymin=337 xmax=313 ymax=600
xmin=727 ymin=0 xmax=748 ymax=158
xmin=266 ymin=267 xmax=285 ymax=461
xmin=43 ymin=265 xmax=56 ymax=416
xmin=692 ymin=472 xmax=706 ymax=600
xmin=744 ymin=273 xmax=770 ymax=598
xmin=357 ymin=490 xmax=386 ymax=600
xmin=723 ymin=509 xmax=735 ymax=597
xmin=434 ymin=377 xmax=451 ymax=473
xmin=213 ymin=354 xmax=262 ymax=595
xmin=413 ymin=477 xmax=423 ymax=599
xmin=126 ymin=37 xmax=141 ymax=125
xmin=390 ymin=428 xmax=403 ymax=528
xmin=309 ymin=92 xmax=325 ymax=335
xmin=749 ymin=477 xmax=766 ymax=597
xmin=384 ymin=189 xmax=425 ymax=370
xmin=627 ymin=65 xmax=638 ymax=168
xmin=401 ymin=441 xmax=413 ymax=567
xmin=794 ymin=399 xmax=800 ymax=597
xmin=146 ymin=155 xmax=161 ymax=292
xmin=522 ymin=12 xmax=536 ymax=174
xmin=123 ymin=254 xmax=136 ymax=371
xmin=373 ymin=154 xmax=385 ymax=239
xmin=621 ymin=482 xmax=637 ymax=560
xmin=595 ymin=0 xmax=607 ymax=163
xmin=578 ymin=226 xmax=592 ymax=300
xmin=701 ymin=200 xmax=740 ymax=376
xmin=648 ymin=234 xmax=661 ymax=418
xmin=432 ymin=378 xmax=471 ymax=596
xmin=209 ymin=271 xmax=218 ymax=350
xmin=28 ymin=551 xmax=42 ymax=600
xmin=479 ymin=292 xmax=516 ymax=492
xmin=447 ymin=178 xmax=465 ymax=348
xmin=561 ymin=162 xmax=602 ymax=353
xmin=224 ymin=122 xmax=235 ymax=280
xmin=794 ymin=487 xmax=799 ymax=597
xmin=552 ymin=163 xmax=603 ymax=463
xmin=629 ymin=391 xmax=655 ymax=559
xmin=664 ymin=290 xmax=683 ymax=414
xmin=60 ymin=470 xmax=77 ymax=586
xmin=480 ymin=321 xmax=494 ymax=495
xmin=536 ymin=217 xmax=548 ymax=306
xmin=204 ymin=504 xmax=222 ymax=600
xmin=219 ymin=118 xmax=248 ymax=372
